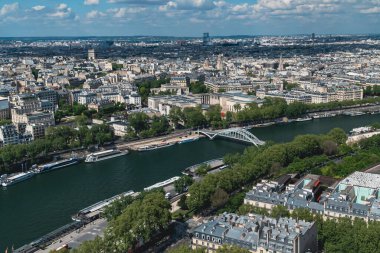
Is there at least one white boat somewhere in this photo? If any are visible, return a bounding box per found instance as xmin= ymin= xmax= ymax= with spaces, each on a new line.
xmin=295 ymin=117 xmax=312 ymax=122
xmin=37 ymin=158 xmax=79 ymax=173
xmin=72 ymin=190 xmax=135 ymax=221
xmin=144 ymin=176 xmax=180 ymax=191
xmin=344 ymin=111 xmax=365 ymax=117
xmin=178 ymin=136 xmax=200 ymax=144
xmin=137 ymin=142 xmax=176 ymax=152
xmin=2 ymin=171 xmax=35 ymax=187
xmin=85 ymin=149 xmax=128 ymax=163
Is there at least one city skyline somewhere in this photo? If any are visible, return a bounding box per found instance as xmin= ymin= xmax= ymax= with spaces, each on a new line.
xmin=0 ymin=0 xmax=380 ymax=37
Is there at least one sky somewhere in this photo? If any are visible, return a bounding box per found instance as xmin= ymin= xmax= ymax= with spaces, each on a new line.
xmin=0 ymin=0 xmax=380 ymax=37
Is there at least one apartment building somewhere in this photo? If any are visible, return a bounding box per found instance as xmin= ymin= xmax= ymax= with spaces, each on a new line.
xmin=192 ymin=213 xmax=317 ymax=253
xmin=148 ymin=95 xmax=200 ymax=115
xmin=244 ymin=172 xmax=380 ymax=222
xmin=0 ymin=96 xmax=10 ymax=120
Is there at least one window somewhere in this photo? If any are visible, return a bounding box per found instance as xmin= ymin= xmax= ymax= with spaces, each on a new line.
xmin=195 ymin=233 xmax=199 ymax=238
xmin=207 ymin=236 xmax=210 ymax=241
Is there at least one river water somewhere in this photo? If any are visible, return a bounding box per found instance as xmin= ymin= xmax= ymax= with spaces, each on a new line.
xmin=2 ymin=114 xmax=380 ymax=249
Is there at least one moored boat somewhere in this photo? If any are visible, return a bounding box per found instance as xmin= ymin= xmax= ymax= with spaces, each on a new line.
xmin=85 ymin=149 xmax=128 ymax=163
xmin=37 ymin=158 xmax=80 ymax=173
xmin=144 ymin=176 xmax=180 ymax=191
xmin=295 ymin=117 xmax=312 ymax=122
xmin=137 ymin=142 xmax=176 ymax=152
xmin=1 ymin=171 xmax=35 ymax=187
xmin=178 ymin=136 xmax=200 ymax=144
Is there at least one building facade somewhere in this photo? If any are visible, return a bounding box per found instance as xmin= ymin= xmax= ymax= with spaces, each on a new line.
xmin=192 ymin=213 xmax=317 ymax=253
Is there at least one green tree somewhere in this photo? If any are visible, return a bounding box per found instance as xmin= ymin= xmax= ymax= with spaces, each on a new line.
xmin=195 ymin=164 xmax=211 ymax=176
xmin=210 ymin=188 xmax=229 ymax=209
xmin=167 ymin=244 xmax=205 ymax=253
xmin=182 ymin=106 xmax=206 ymax=128
xmin=178 ymin=194 xmax=188 ymax=210
xmin=189 ymin=81 xmax=209 ymax=94
xmin=169 ymin=106 xmax=184 ymax=128
xmin=327 ymin=128 xmax=347 ymax=145
xmin=105 ymin=191 xmax=171 ymax=252
xmin=271 ymin=205 xmax=290 ymax=219
xmin=216 ymin=245 xmax=250 ymax=253
xmin=206 ymin=105 xmax=222 ymax=128
xmin=75 ymin=114 xmax=89 ymax=127
xmin=174 ymin=175 xmax=194 ymax=193
xmin=128 ymin=112 xmax=150 ymax=133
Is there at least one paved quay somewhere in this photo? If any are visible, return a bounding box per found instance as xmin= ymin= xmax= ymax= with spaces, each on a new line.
xmin=117 ymin=132 xmax=201 ymax=151
xmin=36 ymin=219 xmax=107 ymax=252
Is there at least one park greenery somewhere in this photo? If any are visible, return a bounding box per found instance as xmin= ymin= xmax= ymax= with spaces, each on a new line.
xmin=185 ymin=128 xmax=349 ymax=212
xmin=136 ymin=77 xmax=171 ymax=104
xmin=124 ymin=112 xmax=171 ymax=139
xmin=72 ymin=191 xmax=171 ymax=253
xmin=364 ymin=85 xmax=380 ymax=96
xmin=112 ymin=63 xmax=124 ymax=71
xmin=174 ymin=175 xmax=194 ymax=194
xmin=167 ymin=244 xmax=251 ymax=253
xmin=55 ymin=100 xmax=126 ymax=123
xmin=166 ymin=96 xmax=380 ymax=131
xmin=61 ymin=127 xmax=380 ymax=253
xmin=282 ymin=80 xmax=299 ymax=91
xmin=189 ymin=81 xmax=209 ymax=94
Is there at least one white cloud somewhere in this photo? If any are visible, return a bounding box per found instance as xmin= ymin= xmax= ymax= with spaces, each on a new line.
xmin=108 ymin=0 xmax=167 ymax=4
xmin=160 ymin=0 xmax=215 ymax=10
xmin=86 ymin=10 xmax=106 ymax=18
xmin=108 ymin=7 xmax=146 ymax=17
xmin=0 ymin=3 xmax=19 ymax=16
xmin=48 ymin=4 xmax=74 ymax=19
xmin=32 ymin=5 xmax=46 ymax=11
xmin=360 ymin=6 xmax=380 ymax=14
xmin=84 ymin=0 xmax=100 ymax=5
xmin=57 ymin=4 xmax=68 ymax=10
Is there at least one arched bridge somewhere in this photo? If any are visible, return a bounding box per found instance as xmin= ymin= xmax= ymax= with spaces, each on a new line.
xmin=197 ymin=128 xmax=265 ymax=147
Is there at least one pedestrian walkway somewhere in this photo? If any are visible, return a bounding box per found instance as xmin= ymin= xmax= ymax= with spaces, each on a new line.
xmin=36 ymin=219 xmax=107 ymax=252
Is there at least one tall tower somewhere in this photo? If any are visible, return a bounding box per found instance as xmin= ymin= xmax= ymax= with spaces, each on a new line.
xmin=88 ymin=48 xmax=95 ymax=61
xmin=203 ymin=32 xmax=211 ymax=46
xmin=278 ymin=55 xmax=284 ymax=71
xmin=216 ymin=54 xmax=224 ymax=71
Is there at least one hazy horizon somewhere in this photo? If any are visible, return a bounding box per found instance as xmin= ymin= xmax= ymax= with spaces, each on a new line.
xmin=0 ymin=1 xmax=380 ymax=37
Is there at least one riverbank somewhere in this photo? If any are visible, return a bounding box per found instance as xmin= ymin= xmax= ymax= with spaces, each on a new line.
xmin=117 ymin=132 xmax=202 ymax=151
xmin=4 ymin=113 xmax=380 ymax=250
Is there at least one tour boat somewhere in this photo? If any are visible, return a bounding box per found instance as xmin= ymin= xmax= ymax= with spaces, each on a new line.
xmin=37 ymin=158 xmax=80 ymax=173
xmin=1 ymin=171 xmax=35 ymax=187
xmin=85 ymin=149 xmax=128 ymax=163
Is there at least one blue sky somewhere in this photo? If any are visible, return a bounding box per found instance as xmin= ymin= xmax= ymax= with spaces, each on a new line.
xmin=0 ymin=0 xmax=379 ymax=37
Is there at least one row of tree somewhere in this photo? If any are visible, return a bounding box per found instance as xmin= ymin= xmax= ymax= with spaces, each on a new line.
xmin=124 ymin=112 xmax=171 ymax=139
xmin=55 ymin=101 xmax=127 ymax=123
xmin=167 ymin=96 xmax=380 ymax=131
xmin=137 ymin=77 xmax=171 ymax=104
xmin=72 ymin=191 xmax=171 ymax=253
xmin=0 ymin=124 xmax=113 ymax=173
xmin=185 ymin=128 xmax=347 ymax=212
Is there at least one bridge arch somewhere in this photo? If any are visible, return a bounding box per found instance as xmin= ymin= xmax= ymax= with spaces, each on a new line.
xmin=197 ymin=128 xmax=265 ymax=147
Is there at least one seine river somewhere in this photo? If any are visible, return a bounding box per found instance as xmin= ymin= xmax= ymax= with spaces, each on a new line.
xmin=2 ymin=114 xmax=380 ymax=249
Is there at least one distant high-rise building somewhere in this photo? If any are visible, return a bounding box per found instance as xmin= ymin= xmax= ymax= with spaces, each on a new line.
xmin=216 ymin=54 xmax=224 ymax=71
xmin=312 ymin=33 xmax=316 ymax=41
xmin=88 ymin=48 xmax=95 ymax=60
xmin=278 ymin=54 xmax=284 ymax=71
xmin=203 ymin=32 xmax=211 ymax=46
